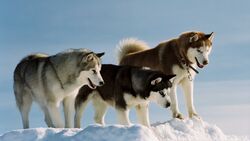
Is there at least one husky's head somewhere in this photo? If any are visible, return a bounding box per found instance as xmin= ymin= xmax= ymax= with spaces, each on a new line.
xmin=180 ymin=32 xmax=214 ymax=68
xmin=148 ymin=74 xmax=176 ymax=108
xmin=78 ymin=52 xmax=105 ymax=89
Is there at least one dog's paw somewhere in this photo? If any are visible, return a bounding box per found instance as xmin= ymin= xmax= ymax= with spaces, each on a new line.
xmin=173 ymin=112 xmax=184 ymax=120
xmin=189 ymin=112 xmax=201 ymax=119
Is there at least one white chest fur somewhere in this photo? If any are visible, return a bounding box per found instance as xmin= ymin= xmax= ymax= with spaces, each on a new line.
xmin=172 ymin=64 xmax=196 ymax=84
xmin=123 ymin=93 xmax=149 ymax=107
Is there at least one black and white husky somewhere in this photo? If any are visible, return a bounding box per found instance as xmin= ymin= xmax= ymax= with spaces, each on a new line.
xmin=74 ymin=64 xmax=175 ymax=127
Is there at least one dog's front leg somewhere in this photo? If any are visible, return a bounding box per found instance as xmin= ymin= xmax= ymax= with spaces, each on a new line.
xmin=135 ymin=104 xmax=150 ymax=127
xmin=116 ymin=108 xmax=131 ymax=126
xmin=180 ymin=78 xmax=199 ymax=118
xmin=63 ymin=95 xmax=76 ymax=128
xmin=47 ymin=102 xmax=64 ymax=128
xmin=41 ymin=106 xmax=53 ymax=127
xmin=170 ymin=85 xmax=184 ymax=119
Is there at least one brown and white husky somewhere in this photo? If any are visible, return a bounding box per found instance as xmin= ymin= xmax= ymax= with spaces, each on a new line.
xmin=117 ymin=31 xmax=214 ymax=119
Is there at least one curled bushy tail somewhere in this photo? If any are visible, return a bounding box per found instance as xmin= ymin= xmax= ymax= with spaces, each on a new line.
xmin=116 ymin=38 xmax=150 ymax=64
xmin=20 ymin=53 xmax=48 ymax=62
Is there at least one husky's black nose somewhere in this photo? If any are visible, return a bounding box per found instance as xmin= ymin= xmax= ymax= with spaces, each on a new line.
xmin=99 ymin=81 xmax=104 ymax=86
xmin=203 ymin=60 xmax=208 ymax=65
xmin=165 ymin=102 xmax=171 ymax=108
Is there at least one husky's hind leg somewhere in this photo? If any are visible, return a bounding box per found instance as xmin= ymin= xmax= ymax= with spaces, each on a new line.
xmin=14 ymin=87 xmax=33 ymax=129
xmin=92 ymin=94 xmax=108 ymax=125
xmin=74 ymin=88 xmax=93 ymax=128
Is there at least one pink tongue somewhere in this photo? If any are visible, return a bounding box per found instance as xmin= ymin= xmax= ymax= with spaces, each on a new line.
xmin=199 ymin=64 xmax=204 ymax=68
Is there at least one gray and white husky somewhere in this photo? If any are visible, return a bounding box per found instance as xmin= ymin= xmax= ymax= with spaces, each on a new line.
xmin=74 ymin=64 xmax=175 ymax=128
xmin=117 ymin=31 xmax=214 ymax=119
xmin=14 ymin=49 xmax=104 ymax=128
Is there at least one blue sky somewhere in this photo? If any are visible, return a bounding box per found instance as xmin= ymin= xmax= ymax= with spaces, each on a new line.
xmin=0 ymin=0 xmax=250 ymax=136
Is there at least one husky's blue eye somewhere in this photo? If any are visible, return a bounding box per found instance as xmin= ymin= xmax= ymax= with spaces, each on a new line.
xmin=197 ymin=49 xmax=202 ymax=53
xmin=168 ymin=81 xmax=172 ymax=88
xmin=159 ymin=91 xmax=165 ymax=97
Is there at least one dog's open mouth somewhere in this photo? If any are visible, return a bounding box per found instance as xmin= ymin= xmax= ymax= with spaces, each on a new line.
xmin=87 ymin=78 xmax=97 ymax=89
xmin=195 ymin=57 xmax=204 ymax=68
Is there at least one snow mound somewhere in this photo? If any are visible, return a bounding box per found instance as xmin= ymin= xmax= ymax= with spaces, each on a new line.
xmin=0 ymin=119 xmax=249 ymax=141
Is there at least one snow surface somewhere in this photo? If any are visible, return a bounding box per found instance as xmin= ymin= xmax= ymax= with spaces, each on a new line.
xmin=0 ymin=118 xmax=248 ymax=141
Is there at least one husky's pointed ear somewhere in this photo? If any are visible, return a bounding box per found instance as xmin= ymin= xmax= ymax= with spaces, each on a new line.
xmin=96 ymin=52 xmax=105 ymax=58
xmin=165 ymin=74 xmax=176 ymax=80
xmin=206 ymin=32 xmax=214 ymax=42
xmin=151 ymin=77 xmax=162 ymax=85
xmin=86 ymin=53 xmax=94 ymax=62
xmin=189 ymin=34 xmax=199 ymax=43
